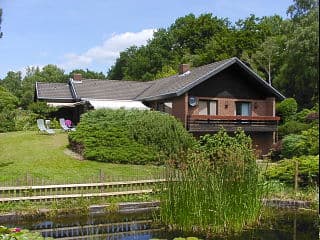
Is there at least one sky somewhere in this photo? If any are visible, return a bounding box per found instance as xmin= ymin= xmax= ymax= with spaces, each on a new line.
xmin=0 ymin=0 xmax=294 ymax=79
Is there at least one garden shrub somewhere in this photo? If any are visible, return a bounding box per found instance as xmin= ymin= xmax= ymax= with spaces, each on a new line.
xmin=295 ymin=108 xmax=312 ymax=122
xmin=14 ymin=109 xmax=38 ymax=131
xmin=276 ymin=98 xmax=298 ymax=122
xmin=281 ymin=134 xmax=308 ymax=158
xmin=68 ymin=109 xmax=196 ymax=165
xmin=277 ymin=120 xmax=309 ymax=138
xmin=199 ymin=128 xmax=256 ymax=165
xmin=0 ymin=87 xmax=19 ymax=132
xmin=265 ymin=155 xmax=319 ymax=187
xmin=281 ymin=126 xmax=319 ymax=158
xmin=28 ymin=101 xmax=57 ymax=119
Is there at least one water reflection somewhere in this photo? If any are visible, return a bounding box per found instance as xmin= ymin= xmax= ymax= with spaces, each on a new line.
xmin=2 ymin=208 xmax=318 ymax=239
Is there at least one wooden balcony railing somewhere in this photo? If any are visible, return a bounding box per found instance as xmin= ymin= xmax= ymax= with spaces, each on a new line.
xmin=187 ymin=115 xmax=280 ymax=132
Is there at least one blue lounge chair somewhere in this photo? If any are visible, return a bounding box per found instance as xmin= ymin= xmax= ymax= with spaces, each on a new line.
xmin=37 ymin=119 xmax=55 ymax=134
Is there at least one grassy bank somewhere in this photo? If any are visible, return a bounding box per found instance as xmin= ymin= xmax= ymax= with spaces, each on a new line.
xmin=0 ymin=131 xmax=164 ymax=185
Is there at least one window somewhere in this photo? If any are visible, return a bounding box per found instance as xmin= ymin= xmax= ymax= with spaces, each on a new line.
xmin=236 ymin=102 xmax=251 ymax=116
xmin=198 ymin=100 xmax=217 ymax=115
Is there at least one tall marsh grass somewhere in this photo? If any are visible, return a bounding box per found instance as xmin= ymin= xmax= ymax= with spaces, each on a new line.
xmin=159 ymin=129 xmax=265 ymax=236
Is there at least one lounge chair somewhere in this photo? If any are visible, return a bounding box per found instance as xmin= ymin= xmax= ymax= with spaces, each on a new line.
xmin=37 ymin=119 xmax=55 ymax=134
xmin=59 ymin=118 xmax=76 ymax=131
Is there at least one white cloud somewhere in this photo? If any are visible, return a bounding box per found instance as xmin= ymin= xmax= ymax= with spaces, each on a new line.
xmin=61 ymin=29 xmax=155 ymax=70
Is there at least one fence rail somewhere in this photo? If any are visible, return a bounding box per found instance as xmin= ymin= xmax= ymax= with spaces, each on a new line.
xmin=0 ymin=179 xmax=166 ymax=202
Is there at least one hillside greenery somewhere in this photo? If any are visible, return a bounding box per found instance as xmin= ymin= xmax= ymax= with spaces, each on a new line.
xmin=68 ymin=109 xmax=196 ymax=165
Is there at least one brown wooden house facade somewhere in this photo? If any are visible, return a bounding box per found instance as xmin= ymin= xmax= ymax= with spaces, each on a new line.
xmin=35 ymin=57 xmax=285 ymax=155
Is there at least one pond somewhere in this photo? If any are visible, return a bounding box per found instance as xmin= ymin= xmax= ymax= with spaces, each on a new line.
xmin=2 ymin=208 xmax=318 ymax=240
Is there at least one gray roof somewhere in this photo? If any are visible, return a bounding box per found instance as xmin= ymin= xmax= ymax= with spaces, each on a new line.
xmin=35 ymin=57 xmax=285 ymax=102
xmin=36 ymin=82 xmax=73 ymax=100
xmin=73 ymin=79 xmax=152 ymax=100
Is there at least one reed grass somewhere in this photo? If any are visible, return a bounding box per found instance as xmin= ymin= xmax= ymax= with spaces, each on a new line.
xmin=159 ymin=130 xmax=265 ymax=236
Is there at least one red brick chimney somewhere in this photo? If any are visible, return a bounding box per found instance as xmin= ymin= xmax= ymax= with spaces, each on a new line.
xmin=73 ymin=73 xmax=82 ymax=81
xmin=179 ymin=64 xmax=190 ymax=75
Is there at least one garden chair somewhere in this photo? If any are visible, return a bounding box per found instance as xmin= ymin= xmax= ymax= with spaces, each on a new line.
xmin=37 ymin=119 xmax=55 ymax=134
xmin=59 ymin=118 xmax=75 ymax=131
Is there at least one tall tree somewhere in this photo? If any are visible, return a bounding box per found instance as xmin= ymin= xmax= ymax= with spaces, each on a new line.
xmin=21 ymin=65 xmax=68 ymax=108
xmin=274 ymin=2 xmax=319 ymax=108
xmin=69 ymin=69 xmax=106 ymax=80
xmin=287 ymin=0 xmax=319 ymax=19
xmin=1 ymin=71 xmax=22 ymax=98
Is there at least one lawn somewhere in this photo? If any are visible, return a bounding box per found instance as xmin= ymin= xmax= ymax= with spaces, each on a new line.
xmin=0 ymin=131 xmax=164 ymax=186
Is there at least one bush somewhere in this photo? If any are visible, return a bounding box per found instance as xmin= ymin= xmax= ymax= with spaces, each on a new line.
xmin=281 ymin=126 xmax=319 ymax=159
xmin=28 ymin=102 xmax=57 ymax=119
xmin=277 ymin=120 xmax=309 ymax=138
xmin=68 ymin=109 xmax=196 ymax=165
xmin=199 ymin=128 xmax=256 ymax=165
xmin=265 ymin=155 xmax=319 ymax=187
xmin=295 ymin=108 xmax=312 ymax=122
xmin=14 ymin=109 xmax=38 ymax=131
xmin=0 ymin=109 xmax=16 ymax=132
xmin=281 ymin=134 xmax=308 ymax=158
xmin=276 ymin=98 xmax=298 ymax=122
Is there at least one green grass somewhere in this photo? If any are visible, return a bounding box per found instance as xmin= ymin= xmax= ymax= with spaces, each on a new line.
xmin=0 ymin=131 xmax=164 ymax=185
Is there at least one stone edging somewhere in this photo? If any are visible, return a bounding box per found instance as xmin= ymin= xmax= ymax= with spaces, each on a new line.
xmin=262 ymin=198 xmax=312 ymax=208
xmin=0 ymin=201 xmax=160 ymax=224
xmin=0 ymin=199 xmax=314 ymax=224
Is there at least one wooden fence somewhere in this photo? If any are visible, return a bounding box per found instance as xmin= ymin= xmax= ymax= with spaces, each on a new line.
xmin=0 ymin=179 xmax=166 ymax=202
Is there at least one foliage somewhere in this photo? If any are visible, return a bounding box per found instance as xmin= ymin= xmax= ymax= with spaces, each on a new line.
xmin=1 ymin=71 xmax=22 ymax=98
xmin=0 ymin=86 xmax=19 ymax=112
xmin=14 ymin=109 xmax=38 ymax=131
xmin=199 ymin=128 xmax=256 ymax=164
xmin=281 ymin=134 xmax=307 ymax=158
xmin=69 ymin=109 xmax=196 ymax=165
xmin=28 ymin=102 xmax=57 ymax=119
xmin=0 ymin=87 xmax=19 ymax=133
xmin=281 ymin=126 xmax=319 ymax=158
xmin=265 ymin=155 xmax=319 ymax=187
xmin=274 ymin=3 xmax=319 ymax=108
xmin=0 ymin=109 xmax=16 ymax=133
xmin=276 ymin=98 xmax=298 ymax=122
xmin=277 ymin=120 xmax=309 ymax=138
xmin=160 ymin=129 xmax=264 ymax=235
xmin=69 ymin=69 xmax=106 ymax=79
xmin=0 ymin=225 xmax=52 ymax=240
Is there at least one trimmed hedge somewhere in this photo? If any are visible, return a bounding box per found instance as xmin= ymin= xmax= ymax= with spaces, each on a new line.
xmin=68 ymin=109 xmax=196 ymax=165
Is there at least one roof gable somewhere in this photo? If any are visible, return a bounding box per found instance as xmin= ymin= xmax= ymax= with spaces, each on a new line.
xmin=136 ymin=57 xmax=285 ymax=101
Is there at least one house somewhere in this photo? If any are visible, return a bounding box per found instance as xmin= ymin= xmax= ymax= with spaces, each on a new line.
xmin=35 ymin=57 xmax=285 ymax=155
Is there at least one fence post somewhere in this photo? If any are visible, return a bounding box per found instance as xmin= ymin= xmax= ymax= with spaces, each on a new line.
xmin=294 ymin=159 xmax=298 ymax=196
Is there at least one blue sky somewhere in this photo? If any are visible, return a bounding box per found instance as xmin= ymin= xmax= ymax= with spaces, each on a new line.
xmin=0 ymin=0 xmax=293 ymax=79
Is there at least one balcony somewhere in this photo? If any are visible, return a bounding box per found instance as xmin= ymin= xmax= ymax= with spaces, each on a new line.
xmin=187 ymin=115 xmax=280 ymax=133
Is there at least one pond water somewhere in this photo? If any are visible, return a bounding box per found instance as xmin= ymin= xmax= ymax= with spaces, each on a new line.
xmin=2 ymin=208 xmax=318 ymax=240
